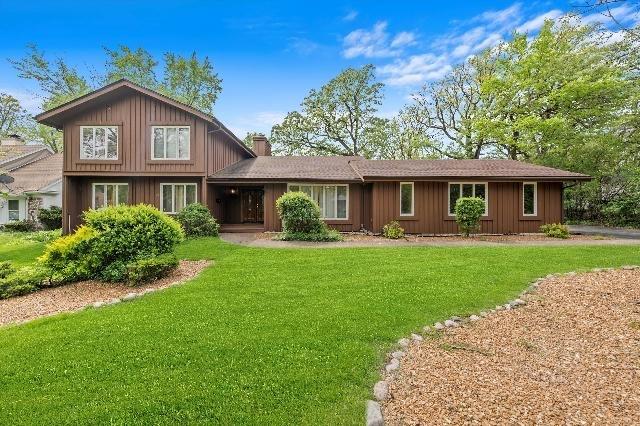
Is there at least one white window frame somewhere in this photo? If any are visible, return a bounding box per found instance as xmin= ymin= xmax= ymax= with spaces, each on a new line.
xmin=160 ymin=183 xmax=198 ymax=214
xmin=80 ymin=126 xmax=119 ymax=160
xmin=286 ymin=183 xmax=349 ymax=220
xmin=92 ymin=183 xmax=129 ymax=209
xmin=522 ymin=182 xmax=538 ymax=216
xmin=448 ymin=182 xmax=489 ymax=216
xmin=7 ymin=198 xmax=21 ymax=221
xmin=399 ymin=182 xmax=414 ymax=216
xmin=151 ymin=126 xmax=191 ymax=160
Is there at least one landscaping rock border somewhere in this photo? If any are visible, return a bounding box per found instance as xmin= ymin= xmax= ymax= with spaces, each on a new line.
xmin=365 ymin=265 xmax=640 ymax=425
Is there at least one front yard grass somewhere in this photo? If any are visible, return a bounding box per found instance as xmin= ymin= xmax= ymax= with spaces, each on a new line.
xmin=0 ymin=236 xmax=638 ymax=424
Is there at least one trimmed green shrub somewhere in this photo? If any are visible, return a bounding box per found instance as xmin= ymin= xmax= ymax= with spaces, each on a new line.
xmin=3 ymin=220 xmax=38 ymax=232
xmin=454 ymin=197 xmax=486 ymax=237
xmin=39 ymin=225 xmax=100 ymax=282
xmin=175 ymin=203 xmax=219 ymax=237
xmin=0 ymin=261 xmax=15 ymax=279
xmin=0 ymin=265 xmax=50 ymax=299
xmin=540 ymin=223 xmax=570 ymax=239
xmin=382 ymin=221 xmax=405 ymax=239
xmin=38 ymin=206 xmax=63 ymax=230
xmin=126 ymin=253 xmax=179 ymax=285
xmin=276 ymin=192 xmax=325 ymax=234
xmin=277 ymin=229 xmax=343 ymax=242
xmin=99 ymin=261 xmax=128 ymax=283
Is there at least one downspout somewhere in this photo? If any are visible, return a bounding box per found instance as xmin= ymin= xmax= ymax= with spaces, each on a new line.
xmin=347 ymin=160 xmax=366 ymax=231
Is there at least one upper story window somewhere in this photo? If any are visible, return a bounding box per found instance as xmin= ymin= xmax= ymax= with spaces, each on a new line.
xmin=448 ymin=182 xmax=488 ymax=216
xmin=523 ymin=182 xmax=537 ymax=216
xmin=81 ymin=126 xmax=118 ymax=160
xmin=287 ymin=184 xmax=348 ymax=220
xmin=152 ymin=126 xmax=190 ymax=160
xmin=400 ymin=182 xmax=414 ymax=216
xmin=92 ymin=183 xmax=128 ymax=209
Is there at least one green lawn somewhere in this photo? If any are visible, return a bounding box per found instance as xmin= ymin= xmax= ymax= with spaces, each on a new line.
xmin=0 ymin=236 xmax=638 ymax=424
xmin=0 ymin=232 xmax=47 ymax=267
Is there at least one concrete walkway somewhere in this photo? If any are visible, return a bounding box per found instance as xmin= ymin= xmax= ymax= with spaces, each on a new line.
xmin=220 ymin=233 xmax=640 ymax=249
xmin=569 ymin=225 xmax=640 ymax=240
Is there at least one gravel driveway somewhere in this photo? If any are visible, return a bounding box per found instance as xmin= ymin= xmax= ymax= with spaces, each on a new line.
xmin=383 ymin=269 xmax=640 ymax=424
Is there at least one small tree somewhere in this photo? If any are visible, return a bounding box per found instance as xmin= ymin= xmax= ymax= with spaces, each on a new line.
xmin=454 ymin=197 xmax=485 ymax=237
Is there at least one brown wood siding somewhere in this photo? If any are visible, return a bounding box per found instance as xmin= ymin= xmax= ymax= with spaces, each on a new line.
xmin=206 ymin=131 xmax=248 ymax=175
xmin=371 ymin=181 xmax=563 ymax=234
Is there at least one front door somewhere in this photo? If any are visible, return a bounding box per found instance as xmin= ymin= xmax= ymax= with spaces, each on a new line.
xmin=241 ymin=189 xmax=264 ymax=223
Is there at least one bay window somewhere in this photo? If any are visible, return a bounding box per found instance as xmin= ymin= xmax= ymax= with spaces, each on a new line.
xmin=93 ymin=183 xmax=128 ymax=208
xmin=400 ymin=182 xmax=414 ymax=216
xmin=448 ymin=182 xmax=488 ymax=215
xmin=287 ymin=184 xmax=348 ymax=220
xmin=523 ymin=182 xmax=537 ymax=216
xmin=81 ymin=126 xmax=118 ymax=160
xmin=152 ymin=126 xmax=190 ymax=160
xmin=161 ymin=183 xmax=197 ymax=214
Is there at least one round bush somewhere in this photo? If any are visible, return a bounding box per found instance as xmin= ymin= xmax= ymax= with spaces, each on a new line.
xmin=175 ymin=203 xmax=220 ymax=237
xmin=276 ymin=192 xmax=325 ymax=234
xmin=382 ymin=221 xmax=405 ymax=239
xmin=38 ymin=206 xmax=62 ymax=230
xmin=454 ymin=197 xmax=486 ymax=237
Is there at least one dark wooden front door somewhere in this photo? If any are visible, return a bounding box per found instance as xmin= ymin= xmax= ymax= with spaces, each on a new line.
xmin=241 ymin=189 xmax=264 ymax=223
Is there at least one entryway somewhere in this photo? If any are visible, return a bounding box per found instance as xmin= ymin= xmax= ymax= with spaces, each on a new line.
xmin=241 ymin=189 xmax=264 ymax=223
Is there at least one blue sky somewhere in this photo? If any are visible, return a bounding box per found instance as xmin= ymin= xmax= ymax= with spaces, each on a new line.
xmin=0 ymin=0 xmax=635 ymax=137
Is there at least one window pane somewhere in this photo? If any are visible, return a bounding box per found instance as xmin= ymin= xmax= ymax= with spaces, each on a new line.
xmin=117 ymin=185 xmax=128 ymax=205
xmin=94 ymin=185 xmax=105 ymax=208
xmin=94 ymin=128 xmax=106 ymax=159
xmin=107 ymin=127 xmax=118 ymax=159
xmin=337 ymin=186 xmax=347 ymax=219
xmin=311 ymin=186 xmax=323 ymax=212
xmin=289 ymin=185 xmax=299 ymax=192
xmin=300 ymin=186 xmax=312 ymax=196
xmin=178 ymin=128 xmax=190 ymax=159
xmin=8 ymin=200 xmax=19 ymax=221
xmin=400 ymin=183 xmax=413 ymax=215
xmin=154 ymin=128 xmax=165 ymax=158
xmin=524 ymin=184 xmax=535 ymax=215
xmin=106 ymin=184 xmax=117 ymax=206
xmin=162 ymin=185 xmax=173 ymax=212
xmin=82 ymin=128 xmax=94 ymax=159
xmin=449 ymin=184 xmax=460 ymax=214
xmin=474 ymin=184 xmax=486 ymax=200
xmin=462 ymin=183 xmax=473 ymax=197
xmin=174 ymin=185 xmax=185 ymax=211
xmin=185 ymin=184 xmax=196 ymax=205
xmin=324 ymin=186 xmax=336 ymax=218
xmin=166 ymin=128 xmax=178 ymax=158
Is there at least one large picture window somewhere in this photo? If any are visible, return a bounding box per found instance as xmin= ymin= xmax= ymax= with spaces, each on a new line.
xmin=81 ymin=126 xmax=118 ymax=160
xmin=448 ymin=182 xmax=488 ymax=215
xmin=523 ymin=182 xmax=537 ymax=216
xmin=152 ymin=126 xmax=190 ymax=160
xmin=400 ymin=182 xmax=414 ymax=216
xmin=93 ymin=183 xmax=128 ymax=208
xmin=161 ymin=183 xmax=197 ymax=214
xmin=287 ymin=184 xmax=348 ymax=220
xmin=8 ymin=199 xmax=20 ymax=221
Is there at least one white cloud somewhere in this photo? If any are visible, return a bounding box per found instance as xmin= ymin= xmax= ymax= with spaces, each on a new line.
xmin=0 ymin=88 xmax=41 ymax=113
xmin=516 ymin=9 xmax=563 ymax=33
xmin=581 ymin=4 xmax=639 ymax=26
xmin=343 ymin=10 xmax=358 ymax=22
xmin=343 ymin=21 xmax=417 ymax=58
xmin=378 ymin=54 xmax=453 ymax=86
xmin=473 ymin=3 xmax=522 ymax=25
xmin=288 ymin=37 xmax=320 ymax=55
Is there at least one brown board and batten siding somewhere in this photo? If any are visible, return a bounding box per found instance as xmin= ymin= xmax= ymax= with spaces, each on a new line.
xmin=370 ymin=181 xmax=563 ymax=234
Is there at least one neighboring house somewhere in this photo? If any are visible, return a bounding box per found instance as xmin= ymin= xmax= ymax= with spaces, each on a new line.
xmin=0 ymin=136 xmax=62 ymax=224
xmin=35 ymin=79 xmax=590 ymax=235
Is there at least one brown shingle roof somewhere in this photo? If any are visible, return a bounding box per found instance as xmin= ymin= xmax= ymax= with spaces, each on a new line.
xmin=4 ymin=153 xmax=63 ymax=194
xmin=0 ymin=145 xmax=52 ymax=171
xmin=209 ymin=157 xmax=590 ymax=182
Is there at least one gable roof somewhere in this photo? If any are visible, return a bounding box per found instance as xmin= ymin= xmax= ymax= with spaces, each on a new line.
xmin=0 ymin=144 xmax=53 ymax=172
xmin=2 ymin=153 xmax=63 ymax=195
xmin=208 ymin=157 xmax=590 ymax=182
xmin=35 ymin=79 xmax=255 ymax=157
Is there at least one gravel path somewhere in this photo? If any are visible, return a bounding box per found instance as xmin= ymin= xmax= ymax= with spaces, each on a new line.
xmin=383 ymin=269 xmax=640 ymax=424
xmin=0 ymin=260 xmax=211 ymax=326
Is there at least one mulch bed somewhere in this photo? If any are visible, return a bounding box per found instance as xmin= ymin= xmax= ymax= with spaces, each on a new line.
xmin=0 ymin=260 xmax=210 ymax=326
xmin=382 ymin=269 xmax=640 ymax=424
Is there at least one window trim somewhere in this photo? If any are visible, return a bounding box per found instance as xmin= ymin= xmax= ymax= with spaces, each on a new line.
xmin=522 ymin=182 xmax=538 ymax=216
xmin=91 ymin=183 xmax=129 ymax=209
xmin=447 ymin=182 xmax=489 ymax=217
xmin=151 ymin=126 xmax=191 ymax=160
xmin=286 ymin=183 xmax=349 ymax=220
xmin=80 ymin=126 xmax=119 ymax=161
xmin=160 ymin=183 xmax=198 ymax=214
xmin=7 ymin=198 xmax=21 ymax=221
xmin=399 ymin=182 xmax=414 ymax=216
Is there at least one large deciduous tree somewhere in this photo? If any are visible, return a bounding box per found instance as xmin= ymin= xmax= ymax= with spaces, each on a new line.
xmin=271 ymin=65 xmax=384 ymax=157
xmin=0 ymin=93 xmax=28 ymax=137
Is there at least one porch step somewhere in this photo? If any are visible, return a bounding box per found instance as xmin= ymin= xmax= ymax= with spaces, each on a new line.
xmin=220 ymin=224 xmax=265 ymax=233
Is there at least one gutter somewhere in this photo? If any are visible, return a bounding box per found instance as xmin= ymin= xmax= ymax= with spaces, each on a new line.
xmin=347 ymin=160 xmax=365 ymax=182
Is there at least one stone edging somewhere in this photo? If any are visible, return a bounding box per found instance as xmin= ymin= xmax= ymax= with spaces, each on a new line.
xmin=365 ymin=265 xmax=640 ymax=426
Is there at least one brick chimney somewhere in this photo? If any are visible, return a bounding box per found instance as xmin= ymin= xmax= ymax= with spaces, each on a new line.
xmin=252 ymin=134 xmax=271 ymax=156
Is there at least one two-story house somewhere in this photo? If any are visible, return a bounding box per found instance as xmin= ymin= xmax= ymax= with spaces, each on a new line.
xmin=36 ymin=79 xmax=590 ymax=235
